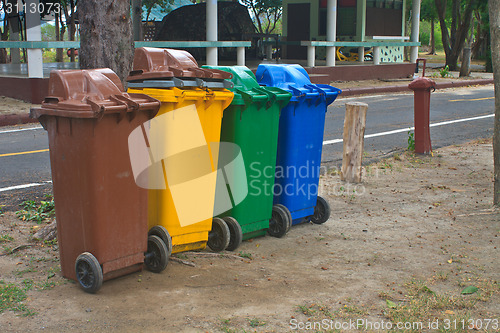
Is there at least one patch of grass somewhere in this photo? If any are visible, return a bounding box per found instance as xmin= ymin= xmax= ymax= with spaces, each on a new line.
xmin=15 ymin=196 xmax=55 ymax=224
xmin=297 ymin=304 xmax=315 ymax=316
xmin=248 ymin=317 xmax=266 ymax=327
xmin=219 ymin=318 xmax=238 ymax=333
xmin=0 ymin=280 xmax=36 ymax=316
xmin=0 ymin=234 xmax=14 ymax=243
xmin=380 ymin=276 xmax=498 ymax=331
xmin=238 ymin=251 xmax=252 ymax=260
xmin=36 ymin=279 xmax=57 ymax=290
xmin=407 ymin=131 xmax=415 ymax=152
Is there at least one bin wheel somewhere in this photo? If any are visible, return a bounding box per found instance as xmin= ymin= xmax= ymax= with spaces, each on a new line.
xmin=148 ymin=226 xmax=172 ymax=255
xmin=274 ymin=204 xmax=292 ymax=232
xmin=223 ymin=216 xmax=242 ymax=251
xmin=310 ymin=196 xmax=331 ymax=224
xmin=268 ymin=205 xmax=291 ymax=238
xmin=144 ymin=235 xmax=169 ymax=273
xmin=207 ymin=217 xmax=230 ymax=252
xmin=75 ymin=252 xmax=103 ymax=294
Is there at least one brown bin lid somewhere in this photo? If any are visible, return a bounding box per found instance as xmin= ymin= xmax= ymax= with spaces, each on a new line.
xmin=31 ymin=69 xmax=160 ymax=119
xmin=127 ymin=47 xmax=232 ymax=82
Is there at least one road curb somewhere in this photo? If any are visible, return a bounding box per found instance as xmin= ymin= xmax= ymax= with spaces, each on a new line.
xmin=0 ymin=113 xmax=38 ymax=127
xmin=340 ymin=78 xmax=494 ymax=97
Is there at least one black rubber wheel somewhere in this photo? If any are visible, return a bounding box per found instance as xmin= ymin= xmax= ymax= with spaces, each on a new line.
xmin=75 ymin=252 xmax=103 ymax=294
xmin=274 ymin=204 xmax=292 ymax=232
xmin=148 ymin=225 xmax=172 ymax=255
xmin=144 ymin=235 xmax=169 ymax=273
xmin=268 ymin=205 xmax=291 ymax=238
xmin=207 ymin=217 xmax=230 ymax=252
xmin=310 ymin=196 xmax=331 ymax=224
xmin=223 ymin=216 xmax=242 ymax=251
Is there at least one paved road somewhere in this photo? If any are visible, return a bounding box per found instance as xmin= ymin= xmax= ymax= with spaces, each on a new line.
xmin=0 ymin=85 xmax=495 ymax=209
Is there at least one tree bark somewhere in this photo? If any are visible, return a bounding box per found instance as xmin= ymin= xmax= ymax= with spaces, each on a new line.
xmin=488 ymin=0 xmax=500 ymax=205
xmin=55 ymin=12 xmax=63 ymax=62
xmin=79 ymin=0 xmax=134 ymax=85
xmin=69 ymin=0 xmax=76 ymax=62
xmin=428 ymin=17 xmax=436 ymax=55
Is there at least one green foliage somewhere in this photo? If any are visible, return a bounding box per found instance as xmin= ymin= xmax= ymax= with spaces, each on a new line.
xmin=143 ymin=0 xmax=175 ymax=21
xmin=0 ymin=281 xmax=36 ymax=316
xmin=439 ymin=65 xmax=452 ymax=78
xmin=15 ymin=196 xmax=55 ymax=224
xmin=407 ymin=131 xmax=415 ymax=152
xmin=0 ymin=235 xmax=14 ymax=243
xmin=240 ymin=0 xmax=283 ymax=34
xmin=419 ymin=20 xmax=444 ymax=50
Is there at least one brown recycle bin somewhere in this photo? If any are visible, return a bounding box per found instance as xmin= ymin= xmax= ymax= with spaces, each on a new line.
xmin=31 ymin=69 xmax=169 ymax=293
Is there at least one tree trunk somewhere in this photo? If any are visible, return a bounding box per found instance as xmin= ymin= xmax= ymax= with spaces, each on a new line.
xmin=488 ymin=0 xmax=500 ymax=206
xmin=69 ymin=0 xmax=76 ymax=62
xmin=459 ymin=47 xmax=471 ymax=77
xmin=55 ymin=12 xmax=63 ymax=62
xmin=79 ymin=0 xmax=135 ymax=85
xmin=429 ymin=17 xmax=436 ymax=55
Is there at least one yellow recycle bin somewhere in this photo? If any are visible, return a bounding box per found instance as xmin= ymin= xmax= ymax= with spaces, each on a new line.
xmin=127 ymin=48 xmax=234 ymax=253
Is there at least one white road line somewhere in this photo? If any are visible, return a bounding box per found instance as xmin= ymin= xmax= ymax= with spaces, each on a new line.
xmin=0 ymin=126 xmax=43 ymax=134
xmin=323 ymin=113 xmax=495 ymax=145
xmin=0 ymin=181 xmax=52 ymax=193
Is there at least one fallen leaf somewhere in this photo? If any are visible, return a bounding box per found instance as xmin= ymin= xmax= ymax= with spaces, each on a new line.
xmin=321 ymin=267 xmax=328 ymax=270
xmin=447 ymin=259 xmax=453 ymax=264
xmin=461 ymin=286 xmax=478 ymax=295
xmin=445 ymin=310 xmax=455 ymax=315
xmin=386 ymin=299 xmax=397 ymax=308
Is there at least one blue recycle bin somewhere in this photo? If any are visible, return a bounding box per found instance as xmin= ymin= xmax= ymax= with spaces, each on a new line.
xmin=255 ymin=64 xmax=341 ymax=226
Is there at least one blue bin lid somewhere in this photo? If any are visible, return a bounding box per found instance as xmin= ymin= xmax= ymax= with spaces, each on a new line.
xmin=256 ymin=64 xmax=311 ymax=89
xmin=256 ymin=64 xmax=341 ymax=105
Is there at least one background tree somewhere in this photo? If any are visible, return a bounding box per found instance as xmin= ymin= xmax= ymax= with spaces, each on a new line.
xmin=78 ymin=0 xmax=134 ymax=84
xmin=471 ymin=1 xmax=489 ymax=60
xmin=239 ymin=0 xmax=282 ymax=34
xmin=434 ymin=0 xmax=476 ymax=70
xmin=488 ymin=0 xmax=500 ymax=205
xmin=421 ymin=0 xmax=438 ymax=54
xmin=143 ymin=0 xmax=175 ymax=22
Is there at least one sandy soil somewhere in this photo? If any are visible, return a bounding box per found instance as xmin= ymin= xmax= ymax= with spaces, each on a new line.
xmin=0 ymin=139 xmax=498 ymax=333
xmin=0 ymin=97 xmax=38 ymax=116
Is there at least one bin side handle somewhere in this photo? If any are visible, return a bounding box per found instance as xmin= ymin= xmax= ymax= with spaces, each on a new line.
xmin=305 ymin=84 xmax=326 ymax=106
xmin=253 ymin=87 xmax=276 ymax=110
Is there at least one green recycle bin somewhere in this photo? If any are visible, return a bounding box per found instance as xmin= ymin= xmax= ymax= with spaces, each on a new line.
xmin=203 ymin=66 xmax=292 ymax=250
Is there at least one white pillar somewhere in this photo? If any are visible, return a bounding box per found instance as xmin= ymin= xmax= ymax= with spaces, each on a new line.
xmin=410 ymin=0 xmax=421 ymax=63
xmin=358 ymin=46 xmax=364 ymax=63
xmin=206 ymin=0 xmax=218 ymax=66
xmin=326 ymin=0 xmax=337 ymax=66
xmin=266 ymin=43 xmax=273 ymax=60
xmin=237 ymin=47 xmax=245 ymax=66
xmin=307 ymin=46 xmax=315 ymax=67
xmin=373 ymin=46 xmax=380 ymax=65
xmin=26 ymin=0 xmax=43 ymax=78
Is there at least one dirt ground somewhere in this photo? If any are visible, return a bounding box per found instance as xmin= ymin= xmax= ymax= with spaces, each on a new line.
xmin=0 ymin=138 xmax=498 ymax=332
xmin=0 ymin=96 xmax=38 ymax=116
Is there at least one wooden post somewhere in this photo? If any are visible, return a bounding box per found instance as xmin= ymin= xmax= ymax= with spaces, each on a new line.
xmin=341 ymin=102 xmax=368 ymax=183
